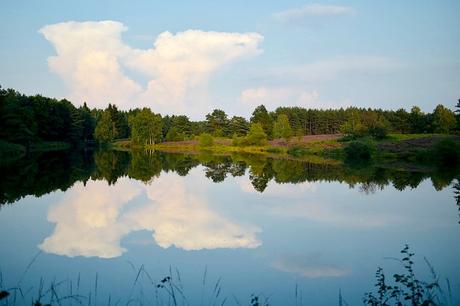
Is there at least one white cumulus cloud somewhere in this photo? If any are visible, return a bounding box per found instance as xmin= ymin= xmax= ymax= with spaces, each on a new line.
xmin=40 ymin=21 xmax=142 ymax=109
xmin=39 ymin=178 xmax=142 ymax=258
xmin=40 ymin=21 xmax=263 ymax=115
xmin=126 ymin=174 xmax=261 ymax=251
xmin=39 ymin=172 xmax=261 ymax=258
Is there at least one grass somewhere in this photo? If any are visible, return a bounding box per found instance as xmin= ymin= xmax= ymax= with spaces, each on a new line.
xmin=151 ymin=137 xmax=342 ymax=157
xmin=153 ymin=142 xmax=277 ymax=155
xmin=0 ymin=261 xmax=270 ymax=306
xmin=386 ymin=133 xmax=444 ymax=141
xmin=115 ymin=133 xmax=459 ymax=170
xmin=1 ymin=246 xmax=456 ymax=306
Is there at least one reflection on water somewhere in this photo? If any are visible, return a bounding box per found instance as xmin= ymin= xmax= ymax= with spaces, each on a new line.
xmin=39 ymin=175 xmax=260 ymax=258
xmin=39 ymin=179 xmax=142 ymax=258
xmin=271 ymin=254 xmax=350 ymax=278
xmin=454 ymin=180 xmax=460 ymax=223
xmin=0 ymin=149 xmax=459 ymax=305
xmin=1 ymin=149 xmax=459 ymax=205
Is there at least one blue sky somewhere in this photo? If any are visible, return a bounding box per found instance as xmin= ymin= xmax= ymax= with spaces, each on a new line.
xmin=1 ymin=0 xmax=459 ymax=118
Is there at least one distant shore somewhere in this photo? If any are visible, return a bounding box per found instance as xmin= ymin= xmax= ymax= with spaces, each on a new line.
xmin=111 ymin=133 xmax=460 ymax=171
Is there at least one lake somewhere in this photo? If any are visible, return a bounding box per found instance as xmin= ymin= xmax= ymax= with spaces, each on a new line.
xmin=0 ymin=150 xmax=459 ymax=305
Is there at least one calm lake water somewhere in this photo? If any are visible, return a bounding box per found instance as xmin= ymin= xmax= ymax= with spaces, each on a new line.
xmin=1 ymin=150 xmax=459 ymax=305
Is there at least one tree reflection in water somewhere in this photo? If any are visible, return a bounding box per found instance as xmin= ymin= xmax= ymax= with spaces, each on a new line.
xmin=1 ymin=149 xmax=459 ymax=212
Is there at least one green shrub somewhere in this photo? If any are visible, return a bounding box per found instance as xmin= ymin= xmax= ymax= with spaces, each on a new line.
xmin=198 ymin=133 xmax=214 ymax=147
xmin=233 ymin=124 xmax=267 ymax=146
xmin=368 ymin=125 xmax=388 ymax=140
xmin=344 ymin=140 xmax=375 ymax=160
xmin=340 ymin=112 xmax=389 ymax=140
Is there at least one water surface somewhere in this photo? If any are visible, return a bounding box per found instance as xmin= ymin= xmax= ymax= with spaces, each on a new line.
xmin=1 ymin=150 xmax=459 ymax=305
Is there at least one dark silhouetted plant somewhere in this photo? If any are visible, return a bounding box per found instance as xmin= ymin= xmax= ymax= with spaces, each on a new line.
xmin=363 ymin=245 xmax=445 ymax=306
xmin=454 ymin=179 xmax=460 ymax=223
xmin=250 ymin=293 xmax=270 ymax=306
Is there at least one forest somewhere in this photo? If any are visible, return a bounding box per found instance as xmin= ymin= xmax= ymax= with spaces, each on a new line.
xmin=1 ymin=85 xmax=459 ymax=154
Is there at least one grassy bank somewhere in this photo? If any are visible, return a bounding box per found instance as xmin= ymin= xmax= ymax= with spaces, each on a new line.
xmin=162 ymin=134 xmax=460 ymax=168
xmin=149 ymin=135 xmax=342 ymax=159
xmin=112 ymin=133 xmax=460 ymax=170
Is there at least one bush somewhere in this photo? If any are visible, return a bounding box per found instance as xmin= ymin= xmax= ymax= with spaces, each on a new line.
xmin=232 ymin=124 xmax=267 ymax=146
xmin=368 ymin=125 xmax=388 ymax=140
xmin=344 ymin=140 xmax=375 ymax=160
xmin=340 ymin=113 xmax=389 ymax=140
xmin=198 ymin=133 xmax=214 ymax=147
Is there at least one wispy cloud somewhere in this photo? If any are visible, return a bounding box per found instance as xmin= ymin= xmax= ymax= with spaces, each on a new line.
xmin=268 ymin=56 xmax=401 ymax=83
xmin=236 ymin=177 xmax=405 ymax=228
xmin=239 ymin=86 xmax=350 ymax=111
xmin=272 ymin=254 xmax=350 ymax=278
xmin=236 ymin=55 xmax=401 ymax=111
xmin=274 ymin=4 xmax=354 ymax=23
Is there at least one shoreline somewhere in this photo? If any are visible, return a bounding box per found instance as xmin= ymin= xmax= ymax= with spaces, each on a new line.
xmin=110 ymin=133 xmax=460 ymax=173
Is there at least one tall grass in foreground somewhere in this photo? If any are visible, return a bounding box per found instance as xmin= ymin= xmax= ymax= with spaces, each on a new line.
xmin=0 ymin=258 xmax=270 ymax=306
xmin=0 ymin=246 xmax=458 ymax=305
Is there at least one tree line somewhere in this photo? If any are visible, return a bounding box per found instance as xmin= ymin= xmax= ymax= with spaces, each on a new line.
xmin=0 ymin=87 xmax=95 ymax=149
xmin=1 ymin=86 xmax=459 ymax=149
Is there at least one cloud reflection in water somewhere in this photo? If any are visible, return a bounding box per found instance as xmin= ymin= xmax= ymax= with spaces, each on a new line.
xmin=40 ymin=173 xmax=261 ymax=258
